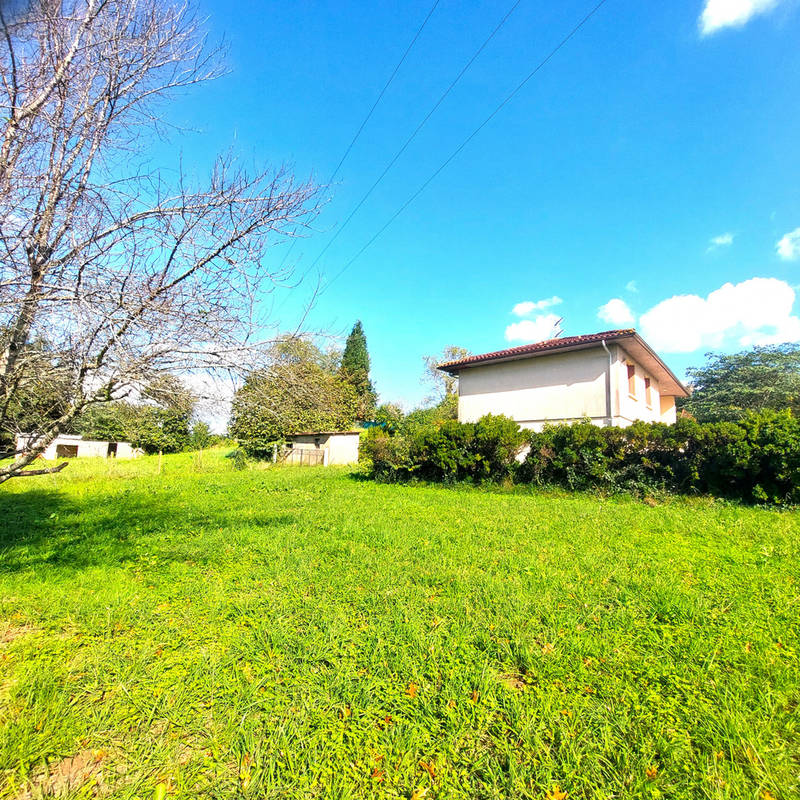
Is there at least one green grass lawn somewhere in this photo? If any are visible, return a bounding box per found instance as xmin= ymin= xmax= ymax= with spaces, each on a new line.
xmin=1 ymin=450 xmax=799 ymax=799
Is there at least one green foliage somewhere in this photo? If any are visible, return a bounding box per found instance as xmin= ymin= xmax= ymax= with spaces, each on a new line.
xmin=75 ymin=402 xmax=137 ymax=442
xmin=366 ymin=414 xmax=527 ymax=483
xmin=187 ymin=421 xmax=218 ymax=451
xmin=339 ymin=321 xmax=376 ymax=419
xmin=0 ymin=334 xmax=73 ymax=436
xmin=365 ymin=408 xmax=800 ymax=505
xmin=403 ymin=393 xmax=459 ymax=430
xmin=519 ymin=410 xmax=800 ymax=505
xmin=1 ymin=454 xmax=799 ymax=799
xmin=372 ymin=402 xmax=406 ymax=434
xmin=74 ymin=375 xmax=195 ymax=454
xmin=230 ymin=358 xmax=358 ymax=459
xmin=680 ymin=344 xmax=800 ymax=421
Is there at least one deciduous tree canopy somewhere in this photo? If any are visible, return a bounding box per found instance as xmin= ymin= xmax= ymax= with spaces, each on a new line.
xmin=230 ymin=337 xmax=358 ymax=458
xmin=679 ymin=344 xmax=800 ymax=422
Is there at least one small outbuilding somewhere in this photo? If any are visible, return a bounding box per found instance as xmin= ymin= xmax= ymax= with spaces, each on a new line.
xmin=17 ymin=433 xmax=142 ymax=460
xmin=281 ymin=431 xmax=360 ymax=466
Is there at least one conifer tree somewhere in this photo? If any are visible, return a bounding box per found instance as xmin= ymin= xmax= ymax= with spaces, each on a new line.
xmin=340 ymin=321 xmax=377 ymax=418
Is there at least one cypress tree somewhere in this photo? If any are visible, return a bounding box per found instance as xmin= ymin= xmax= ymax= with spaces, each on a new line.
xmin=340 ymin=320 xmax=376 ymax=418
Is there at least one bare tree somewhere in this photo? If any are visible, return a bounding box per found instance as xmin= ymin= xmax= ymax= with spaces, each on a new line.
xmin=422 ymin=345 xmax=471 ymax=402
xmin=0 ymin=0 xmax=321 ymax=483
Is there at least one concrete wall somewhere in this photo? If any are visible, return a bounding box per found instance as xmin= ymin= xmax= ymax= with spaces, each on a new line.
xmin=327 ymin=433 xmax=360 ymax=465
xmin=457 ymin=345 xmax=679 ymax=429
xmin=285 ymin=433 xmax=360 ymax=465
xmin=18 ymin=434 xmax=141 ymax=459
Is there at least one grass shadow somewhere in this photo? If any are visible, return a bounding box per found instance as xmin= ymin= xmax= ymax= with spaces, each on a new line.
xmin=0 ymin=487 xmax=297 ymax=574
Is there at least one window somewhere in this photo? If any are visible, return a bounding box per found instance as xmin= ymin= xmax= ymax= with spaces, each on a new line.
xmin=627 ymin=363 xmax=636 ymax=397
xmin=644 ymin=377 xmax=652 ymax=407
xmin=56 ymin=444 xmax=79 ymax=458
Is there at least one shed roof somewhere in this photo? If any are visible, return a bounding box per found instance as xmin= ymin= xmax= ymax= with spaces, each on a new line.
xmin=438 ymin=329 xmax=689 ymax=397
xmin=287 ymin=430 xmax=362 ymax=437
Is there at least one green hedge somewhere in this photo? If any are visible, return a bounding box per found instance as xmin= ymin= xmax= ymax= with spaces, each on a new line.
xmin=362 ymin=414 xmax=527 ymax=483
xmin=362 ymin=410 xmax=800 ymax=505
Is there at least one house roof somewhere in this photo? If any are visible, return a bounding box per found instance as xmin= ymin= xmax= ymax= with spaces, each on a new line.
xmin=438 ymin=329 xmax=689 ymax=397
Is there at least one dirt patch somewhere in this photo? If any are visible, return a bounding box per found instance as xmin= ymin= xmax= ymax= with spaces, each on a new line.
xmin=497 ymin=672 xmax=527 ymax=691
xmin=0 ymin=624 xmax=37 ymax=645
xmin=16 ymin=750 xmax=108 ymax=798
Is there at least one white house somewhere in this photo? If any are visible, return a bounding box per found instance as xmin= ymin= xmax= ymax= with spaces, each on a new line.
xmin=17 ymin=433 xmax=142 ymax=460
xmin=438 ymin=329 xmax=689 ymax=431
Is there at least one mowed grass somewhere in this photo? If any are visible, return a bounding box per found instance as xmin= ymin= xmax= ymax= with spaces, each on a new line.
xmin=1 ymin=450 xmax=799 ymax=800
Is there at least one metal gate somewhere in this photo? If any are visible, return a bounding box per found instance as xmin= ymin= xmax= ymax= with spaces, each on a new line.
xmin=279 ymin=447 xmax=325 ymax=466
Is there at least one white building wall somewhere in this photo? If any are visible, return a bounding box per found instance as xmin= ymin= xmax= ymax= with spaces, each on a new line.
xmin=285 ymin=433 xmax=360 ymax=465
xmin=458 ymin=348 xmax=609 ymax=431
xmin=457 ymin=345 xmax=678 ymax=430
xmin=327 ymin=433 xmax=360 ymax=465
xmin=17 ymin=434 xmax=141 ymax=459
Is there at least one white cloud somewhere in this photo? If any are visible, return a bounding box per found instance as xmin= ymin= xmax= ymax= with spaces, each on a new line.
xmin=639 ymin=277 xmax=800 ymax=353
xmin=625 ymin=280 xmax=638 ymax=293
xmin=776 ymin=227 xmax=800 ymax=261
xmin=511 ymin=296 xmax=562 ymax=317
xmin=708 ymin=232 xmax=734 ymax=249
xmin=597 ymin=298 xmax=635 ymax=326
xmin=505 ymin=313 xmax=562 ymax=343
xmin=699 ymin=0 xmax=780 ymax=35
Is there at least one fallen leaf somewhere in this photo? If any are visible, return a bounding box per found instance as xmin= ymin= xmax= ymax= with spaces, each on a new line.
xmin=541 ymin=642 xmax=555 ymax=655
xmin=406 ymin=682 xmax=418 ymax=699
xmin=470 ymin=690 xmax=478 ymax=703
xmin=645 ymin=765 xmax=658 ymax=780
xmin=546 ymin=786 xmax=568 ymax=800
xmin=744 ymin=642 xmax=752 ymax=653
xmin=419 ymin=760 xmax=435 ymax=779
xmin=447 ymin=699 xmax=456 ymax=708
xmin=410 ymin=789 xmax=428 ymax=800
xmin=371 ymin=768 xmax=385 ymax=782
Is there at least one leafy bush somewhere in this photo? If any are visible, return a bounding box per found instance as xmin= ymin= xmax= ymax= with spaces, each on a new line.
xmin=363 ymin=414 xmax=527 ymax=483
xmin=518 ymin=410 xmax=800 ymax=505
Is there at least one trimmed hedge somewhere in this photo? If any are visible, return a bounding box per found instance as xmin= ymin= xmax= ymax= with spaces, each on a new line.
xmin=362 ymin=410 xmax=800 ymax=505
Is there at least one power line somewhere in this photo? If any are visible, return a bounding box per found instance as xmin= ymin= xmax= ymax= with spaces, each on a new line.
xmin=320 ymin=0 xmax=610 ymax=295
xmin=306 ymin=0 xmax=526 ymax=273
xmin=276 ymin=0 xmax=442 ymax=274
xmin=327 ymin=0 xmax=443 ymax=186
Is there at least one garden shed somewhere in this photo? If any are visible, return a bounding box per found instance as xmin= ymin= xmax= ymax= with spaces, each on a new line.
xmin=282 ymin=431 xmax=360 ymax=466
xmin=16 ymin=433 xmax=142 ymax=460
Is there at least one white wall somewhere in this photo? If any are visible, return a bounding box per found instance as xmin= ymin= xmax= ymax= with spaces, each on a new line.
xmin=17 ymin=434 xmax=141 ymax=459
xmin=457 ymin=345 xmax=678 ymax=429
xmin=458 ymin=348 xmax=609 ymax=430
xmin=327 ymin=434 xmax=360 ymax=465
xmin=285 ymin=433 xmax=360 ymax=465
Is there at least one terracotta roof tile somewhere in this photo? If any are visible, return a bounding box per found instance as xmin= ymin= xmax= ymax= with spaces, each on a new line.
xmin=438 ymin=329 xmax=636 ymax=371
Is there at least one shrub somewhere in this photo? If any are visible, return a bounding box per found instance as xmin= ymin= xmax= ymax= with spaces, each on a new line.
xmin=365 ymin=414 xmax=527 ymax=483
xmin=360 ymin=426 xmax=412 ymax=481
xmin=518 ymin=410 xmax=800 ymax=505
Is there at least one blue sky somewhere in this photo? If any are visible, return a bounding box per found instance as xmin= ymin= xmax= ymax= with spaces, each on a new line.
xmin=166 ymin=0 xmax=800 ymax=412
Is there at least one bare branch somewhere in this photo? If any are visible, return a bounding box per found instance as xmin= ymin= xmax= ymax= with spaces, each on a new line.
xmin=0 ymin=0 xmax=321 ymax=483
